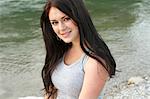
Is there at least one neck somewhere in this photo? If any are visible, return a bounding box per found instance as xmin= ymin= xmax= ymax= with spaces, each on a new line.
xmin=72 ymin=36 xmax=82 ymax=49
xmin=68 ymin=40 xmax=83 ymax=55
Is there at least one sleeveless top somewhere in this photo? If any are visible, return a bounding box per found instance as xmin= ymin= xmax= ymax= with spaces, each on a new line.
xmin=51 ymin=53 xmax=103 ymax=99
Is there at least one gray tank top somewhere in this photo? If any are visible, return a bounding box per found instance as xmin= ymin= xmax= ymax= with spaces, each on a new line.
xmin=51 ymin=53 xmax=103 ymax=99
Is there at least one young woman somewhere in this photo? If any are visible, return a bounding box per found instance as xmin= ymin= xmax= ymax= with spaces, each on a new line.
xmin=40 ymin=0 xmax=116 ymax=99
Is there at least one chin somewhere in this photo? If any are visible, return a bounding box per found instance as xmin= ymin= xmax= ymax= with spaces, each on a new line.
xmin=64 ymin=41 xmax=71 ymax=43
xmin=62 ymin=39 xmax=72 ymax=43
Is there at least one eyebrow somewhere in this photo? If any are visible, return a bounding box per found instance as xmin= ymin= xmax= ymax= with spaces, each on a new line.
xmin=50 ymin=15 xmax=67 ymax=21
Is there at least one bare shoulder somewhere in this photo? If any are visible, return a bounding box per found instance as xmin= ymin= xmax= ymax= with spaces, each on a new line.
xmin=84 ymin=56 xmax=109 ymax=80
xmin=79 ymin=56 xmax=109 ymax=98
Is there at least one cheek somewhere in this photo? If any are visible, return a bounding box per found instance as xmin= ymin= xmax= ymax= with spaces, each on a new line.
xmin=67 ymin=22 xmax=78 ymax=31
xmin=73 ymin=25 xmax=79 ymax=33
xmin=52 ymin=26 xmax=58 ymax=34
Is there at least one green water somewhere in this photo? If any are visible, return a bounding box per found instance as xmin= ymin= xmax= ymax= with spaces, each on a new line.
xmin=0 ymin=0 xmax=150 ymax=99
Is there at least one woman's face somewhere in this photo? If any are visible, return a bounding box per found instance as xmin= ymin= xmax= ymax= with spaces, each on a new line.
xmin=48 ymin=7 xmax=80 ymax=44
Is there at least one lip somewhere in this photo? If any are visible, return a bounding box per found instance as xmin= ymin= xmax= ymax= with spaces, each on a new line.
xmin=60 ymin=31 xmax=71 ymax=38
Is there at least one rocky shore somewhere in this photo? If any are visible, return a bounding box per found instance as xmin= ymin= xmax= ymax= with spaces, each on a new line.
xmin=104 ymin=76 xmax=150 ymax=99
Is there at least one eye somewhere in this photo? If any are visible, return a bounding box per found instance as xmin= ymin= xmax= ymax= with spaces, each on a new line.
xmin=51 ymin=21 xmax=58 ymax=26
xmin=64 ymin=17 xmax=71 ymax=22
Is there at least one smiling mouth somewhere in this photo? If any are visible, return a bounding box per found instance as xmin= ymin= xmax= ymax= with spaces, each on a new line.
xmin=61 ymin=31 xmax=71 ymax=38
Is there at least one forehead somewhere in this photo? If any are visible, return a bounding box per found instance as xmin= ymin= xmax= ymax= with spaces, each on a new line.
xmin=48 ymin=7 xmax=67 ymax=20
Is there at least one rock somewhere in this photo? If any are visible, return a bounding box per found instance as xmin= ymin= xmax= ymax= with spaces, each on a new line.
xmin=128 ymin=76 xmax=144 ymax=85
xmin=104 ymin=75 xmax=150 ymax=99
xmin=144 ymin=76 xmax=149 ymax=80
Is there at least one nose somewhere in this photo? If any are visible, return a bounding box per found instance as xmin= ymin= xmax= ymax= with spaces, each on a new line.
xmin=58 ymin=21 xmax=66 ymax=31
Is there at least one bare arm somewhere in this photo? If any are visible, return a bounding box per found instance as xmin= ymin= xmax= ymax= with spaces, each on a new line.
xmin=79 ymin=57 xmax=109 ymax=99
xmin=44 ymin=93 xmax=53 ymax=99
xmin=44 ymin=94 xmax=49 ymax=99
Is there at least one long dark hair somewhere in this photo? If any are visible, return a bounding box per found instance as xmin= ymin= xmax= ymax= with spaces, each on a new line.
xmin=40 ymin=0 xmax=116 ymax=98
